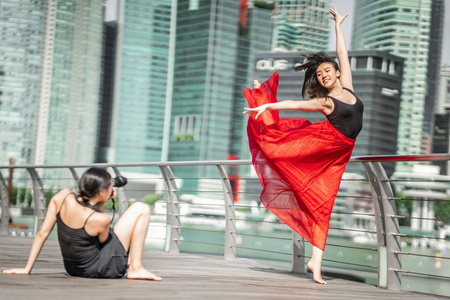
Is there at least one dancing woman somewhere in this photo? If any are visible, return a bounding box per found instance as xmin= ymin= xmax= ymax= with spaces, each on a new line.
xmin=2 ymin=167 xmax=162 ymax=281
xmin=243 ymin=7 xmax=363 ymax=284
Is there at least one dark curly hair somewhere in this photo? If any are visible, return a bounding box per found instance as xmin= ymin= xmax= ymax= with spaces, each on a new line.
xmin=295 ymin=52 xmax=340 ymax=99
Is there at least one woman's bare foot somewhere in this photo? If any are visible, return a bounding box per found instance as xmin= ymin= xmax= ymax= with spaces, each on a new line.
xmin=307 ymin=261 xmax=327 ymax=284
xmin=127 ymin=266 xmax=162 ymax=281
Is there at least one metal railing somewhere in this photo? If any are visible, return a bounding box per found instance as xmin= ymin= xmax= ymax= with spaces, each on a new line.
xmin=0 ymin=155 xmax=449 ymax=296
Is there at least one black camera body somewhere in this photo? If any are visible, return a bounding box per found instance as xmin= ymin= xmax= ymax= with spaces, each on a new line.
xmin=113 ymin=176 xmax=128 ymax=188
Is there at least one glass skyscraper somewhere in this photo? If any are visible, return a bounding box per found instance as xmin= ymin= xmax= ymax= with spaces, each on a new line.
xmin=1 ymin=0 xmax=104 ymax=173
xmin=272 ymin=0 xmax=330 ymax=52
xmin=352 ymin=0 xmax=445 ymax=171
xmin=109 ymin=0 xmax=175 ymax=173
xmin=168 ymin=1 xmax=273 ymax=188
xmin=0 ymin=0 xmax=46 ymax=166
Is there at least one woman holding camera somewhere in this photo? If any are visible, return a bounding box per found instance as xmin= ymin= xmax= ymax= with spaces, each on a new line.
xmin=2 ymin=167 xmax=162 ymax=281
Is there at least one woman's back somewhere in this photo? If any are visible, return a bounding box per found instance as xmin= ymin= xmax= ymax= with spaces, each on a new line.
xmin=56 ymin=193 xmax=100 ymax=260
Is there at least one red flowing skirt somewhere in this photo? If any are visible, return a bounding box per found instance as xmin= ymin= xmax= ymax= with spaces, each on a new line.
xmin=244 ymin=72 xmax=355 ymax=251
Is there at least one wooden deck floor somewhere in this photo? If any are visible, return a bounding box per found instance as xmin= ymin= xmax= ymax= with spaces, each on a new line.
xmin=0 ymin=235 xmax=447 ymax=300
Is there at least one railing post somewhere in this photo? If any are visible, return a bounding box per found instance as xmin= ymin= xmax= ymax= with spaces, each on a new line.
xmin=27 ymin=168 xmax=46 ymax=236
xmin=216 ymin=165 xmax=237 ymax=261
xmin=111 ymin=167 xmax=128 ymax=216
xmin=0 ymin=170 xmax=10 ymax=235
xmin=159 ymin=166 xmax=181 ymax=254
xmin=292 ymin=231 xmax=305 ymax=273
xmin=363 ymin=162 xmax=401 ymax=290
xmin=68 ymin=167 xmax=80 ymax=187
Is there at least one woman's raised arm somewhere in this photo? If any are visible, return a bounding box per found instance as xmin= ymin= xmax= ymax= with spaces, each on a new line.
xmin=329 ymin=6 xmax=352 ymax=90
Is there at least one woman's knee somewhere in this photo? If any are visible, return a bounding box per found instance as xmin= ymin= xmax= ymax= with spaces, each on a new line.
xmin=129 ymin=201 xmax=151 ymax=216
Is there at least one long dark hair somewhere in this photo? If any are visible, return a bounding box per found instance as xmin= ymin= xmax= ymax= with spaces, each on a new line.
xmin=295 ymin=52 xmax=340 ymax=99
xmin=78 ymin=167 xmax=111 ymax=203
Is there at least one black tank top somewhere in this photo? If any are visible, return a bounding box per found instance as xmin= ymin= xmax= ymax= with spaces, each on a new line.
xmin=326 ymin=88 xmax=364 ymax=139
xmin=56 ymin=194 xmax=100 ymax=260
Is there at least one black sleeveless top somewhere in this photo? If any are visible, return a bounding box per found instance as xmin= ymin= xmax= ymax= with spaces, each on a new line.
xmin=326 ymin=88 xmax=364 ymax=139
xmin=56 ymin=212 xmax=100 ymax=260
xmin=56 ymin=193 xmax=128 ymax=278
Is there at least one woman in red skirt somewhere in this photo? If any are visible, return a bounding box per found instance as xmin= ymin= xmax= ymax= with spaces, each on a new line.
xmin=243 ymin=7 xmax=363 ymax=284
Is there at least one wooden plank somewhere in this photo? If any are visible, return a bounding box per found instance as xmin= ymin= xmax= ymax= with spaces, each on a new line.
xmin=0 ymin=236 xmax=446 ymax=300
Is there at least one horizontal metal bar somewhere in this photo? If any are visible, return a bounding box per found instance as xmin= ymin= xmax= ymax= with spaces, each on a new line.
xmin=297 ymin=255 xmax=378 ymax=269
xmin=392 ymin=269 xmax=450 ymax=280
xmin=174 ymin=240 xmax=225 ymax=247
xmin=181 ymin=227 xmax=225 ymax=234
xmin=389 ymin=215 xmax=450 ymax=222
xmin=393 ymin=251 xmax=450 ymax=260
xmin=2 ymin=153 xmax=450 ymax=170
xmin=232 ymin=245 xmax=291 ymax=256
xmin=392 ymin=233 xmax=449 ymax=241
xmin=384 ymin=179 xmax=450 ymax=183
xmin=0 ymin=160 xmax=253 ymax=169
xmin=331 ymin=211 xmax=375 ymax=217
xmin=351 ymin=153 xmax=450 ymax=162
xmin=234 ymin=217 xmax=282 ymax=225
xmin=326 ymin=243 xmax=378 ymax=252
xmin=392 ymin=198 xmax=450 ymax=203
xmin=232 ymin=232 xmax=292 ymax=241
xmin=329 ymin=227 xmax=378 ymax=234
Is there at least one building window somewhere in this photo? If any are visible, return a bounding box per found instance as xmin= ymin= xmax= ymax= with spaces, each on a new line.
xmin=173 ymin=115 xmax=200 ymax=141
xmin=373 ymin=57 xmax=382 ymax=70
xmin=356 ymin=57 xmax=367 ymax=69
xmin=189 ymin=0 xmax=199 ymax=10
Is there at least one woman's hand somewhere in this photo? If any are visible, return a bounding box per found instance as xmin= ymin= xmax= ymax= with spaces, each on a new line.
xmin=329 ymin=6 xmax=348 ymax=25
xmin=243 ymin=104 xmax=270 ymax=120
xmin=1 ymin=268 xmax=30 ymax=275
xmin=253 ymin=80 xmax=261 ymax=89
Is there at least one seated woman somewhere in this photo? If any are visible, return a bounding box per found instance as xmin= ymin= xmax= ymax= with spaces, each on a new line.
xmin=2 ymin=167 xmax=162 ymax=280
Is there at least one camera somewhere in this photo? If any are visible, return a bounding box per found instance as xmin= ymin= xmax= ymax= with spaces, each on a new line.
xmin=113 ymin=176 xmax=128 ymax=188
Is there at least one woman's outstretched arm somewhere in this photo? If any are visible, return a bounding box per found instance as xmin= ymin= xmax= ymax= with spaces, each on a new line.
xmin=329 ymin=6 xmax=353 ymax=90
xmin=243 ymin=80 xmax=332 ymax=119
xmin=243 ymin=98 xmax=332 ymax=119
xmin=1 ymin=192 xmax=61 ymax=274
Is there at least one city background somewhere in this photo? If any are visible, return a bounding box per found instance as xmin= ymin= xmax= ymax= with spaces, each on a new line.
xmin=1 ymin=1 xmax=450 ymax=295
xmin=1 ymin=0 xmax=450 ymax=199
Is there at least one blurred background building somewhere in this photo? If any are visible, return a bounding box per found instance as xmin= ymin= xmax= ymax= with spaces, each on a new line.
xmin=1 ymin=0 xmax=104 ymax=184
xmin=352 ymin=0 xmax=445 ymax=172
xmin=272 ymin=0 xmax=330 ymax=52
xmin=1 ymin=0 xmax=449 ymax=183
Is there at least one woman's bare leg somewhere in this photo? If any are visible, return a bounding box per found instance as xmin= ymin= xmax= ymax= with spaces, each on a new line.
xmin=113 ymin=202 xmax=162 ymax=281
xmin=307 ymin=246 xmax=326 ymax=284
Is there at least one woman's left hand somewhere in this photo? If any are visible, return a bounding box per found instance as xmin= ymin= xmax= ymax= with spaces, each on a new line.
xmin=1 ymin=268 xmax=30 ymax=275
xmin=243 ymin=104 xmax=270 ymax=119
xmin=329 ymin=6 xmax=348 ymax=25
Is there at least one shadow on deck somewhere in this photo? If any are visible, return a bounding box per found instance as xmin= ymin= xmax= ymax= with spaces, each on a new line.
xmin=0 ymin=236 xmax=446 ymax=300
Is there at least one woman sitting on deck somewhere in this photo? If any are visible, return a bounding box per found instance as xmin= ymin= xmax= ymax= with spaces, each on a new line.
xmin=2 ymin=167 xmax=162 ymax=280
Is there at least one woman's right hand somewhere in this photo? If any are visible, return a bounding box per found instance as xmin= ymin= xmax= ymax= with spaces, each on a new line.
xmin=243 ymin=104 xmax=270 ymax=119
xmin=329 ymin=6 xmax=348 ymax=25
xmin=1 ymin=268 xmax=30 ymax=275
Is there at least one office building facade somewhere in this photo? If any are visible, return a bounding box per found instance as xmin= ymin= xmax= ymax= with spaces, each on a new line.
xmin=272 ymin=0 xmax=330 ymax=52
xmin=96 ymin=21 xmax=118 ymax=163
xmin=0 ymin=1 xmax=46 ymax=166
xmin=352 ymin=0 xmax=445 ymax=172
xmin=432 ymin=65 xmax=450 ymax=174
xmin=0 ymin=0 xmax=104 ymax=173
xmin=109 ymin=0 xmax=175 ymax=173
xmin=167 ymin=1 xmax=273 ymax=186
